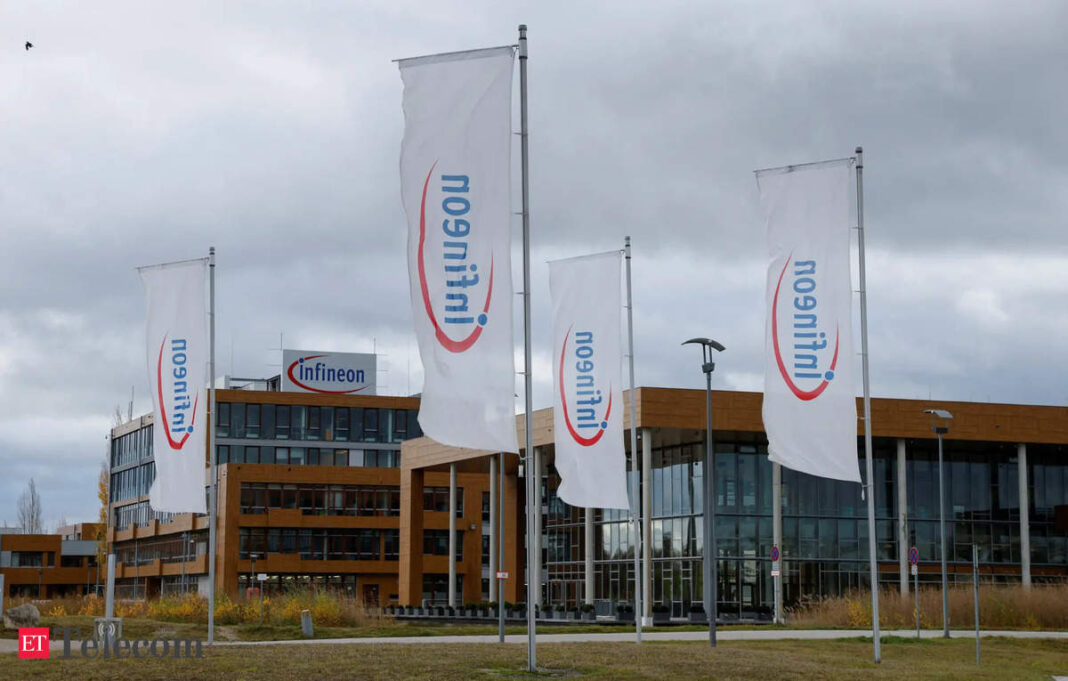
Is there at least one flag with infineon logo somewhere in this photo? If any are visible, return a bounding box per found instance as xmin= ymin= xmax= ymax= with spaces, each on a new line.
xmin=549 ymin=251 xmax=630 ymax=509
xmin=756 ymin=160 xmax=861 ymax=482
xmin=398 ymin=46 xmax=518 ymax=453
xmin=139 ymin=258 xmax=209 ymax=513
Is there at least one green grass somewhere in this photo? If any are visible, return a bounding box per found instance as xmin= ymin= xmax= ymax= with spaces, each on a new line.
xmin=2 ymin=637 xmax=1067 ymax=680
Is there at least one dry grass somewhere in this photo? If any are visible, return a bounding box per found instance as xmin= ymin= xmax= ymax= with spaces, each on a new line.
xmin=7 ymin=590 xmax=390 ymax=628
xmin=2 ymin=637 xmax=1067 ymax=680
xmin=789 ymin=584 xmax=1068 ymax=630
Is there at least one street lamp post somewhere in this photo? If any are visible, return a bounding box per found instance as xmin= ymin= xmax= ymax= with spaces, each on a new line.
xmin=250 ymin=553 xmax=257 ymax=601
xmin=924 ymin=408 xmax=954 ymax=639
xmin=683 ymin=337 xmax=725 ymax=648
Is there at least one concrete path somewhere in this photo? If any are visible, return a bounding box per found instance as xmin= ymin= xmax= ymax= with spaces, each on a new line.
xmin=218 ymin=629 xmax=1068 ymax=647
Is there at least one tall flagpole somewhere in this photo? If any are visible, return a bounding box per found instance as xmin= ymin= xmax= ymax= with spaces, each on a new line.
xmin=855 ymin=147 xmax=881 ymax=663
xmin=207 ymin=246 xmax=217 ymax=645
xmin=518 ymin=23 xmax=537 ymax=674
xmin=624 ymin=236 xmax=641 ymax=644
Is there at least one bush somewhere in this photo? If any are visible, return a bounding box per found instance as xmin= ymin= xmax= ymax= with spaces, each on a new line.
xmin=580 ymin=604 xmax=595 ymax=613
xmin=788 ymin=584 xmax=1068 ymax=630
xmin=652 ymin=604 xmax=670 ymax=614
xmin=689 ymin=602 xmax=705 ymax=613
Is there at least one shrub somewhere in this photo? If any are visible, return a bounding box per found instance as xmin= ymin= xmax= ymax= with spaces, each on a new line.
xmin=788 ymin=584 xmax=1068 ymax=630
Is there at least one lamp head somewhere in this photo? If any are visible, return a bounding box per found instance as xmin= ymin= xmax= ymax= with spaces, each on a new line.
xmin=924 ymin=409 xmax=953 ymax=420
xmin=923 ymin=408 xmax=953 ymax=434
xmin=682 ymin=337 xmax=725 ymax=353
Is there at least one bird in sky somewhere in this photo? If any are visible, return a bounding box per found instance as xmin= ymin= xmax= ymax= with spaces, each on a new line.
xmin=25 ymin=41 xmax=33 ymax=50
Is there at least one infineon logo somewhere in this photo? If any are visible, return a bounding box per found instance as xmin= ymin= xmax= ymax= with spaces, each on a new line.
xmin=416 ymin=162 xmax=494 ymax=354
xmin=558 ymin=325 xmax=613 ymax=447
xmin=281 ymin=349 xmax=376 ymax=395
xmin=771 ymin=252 xmax=840 ymax=401
xmin=157 ymin=334 xmax=199 ymax=450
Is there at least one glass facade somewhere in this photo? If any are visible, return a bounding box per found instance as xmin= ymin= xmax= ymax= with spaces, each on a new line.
xmin=215 ymin=404 xmax=420 ymax=443
xmin=239 ymin=482 xmax=400 ymax=517
xmin=543 ymin=433 xmax=1068 ymax=618
xmin=238 ymin=527 xmax=398 ymax=561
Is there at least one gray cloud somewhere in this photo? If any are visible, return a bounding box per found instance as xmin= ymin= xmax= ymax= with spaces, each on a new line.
xmin=0 ymin=0 xmax=1065 ymax=525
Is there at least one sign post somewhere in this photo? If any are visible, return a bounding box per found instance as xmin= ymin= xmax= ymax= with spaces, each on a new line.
xmin=909 ymin=546 xmax=919 ymax=637
xmin=257 ymin=573 xmax=267 ymax=626
xmin=770 ymin=544 xmax=781 ymax=624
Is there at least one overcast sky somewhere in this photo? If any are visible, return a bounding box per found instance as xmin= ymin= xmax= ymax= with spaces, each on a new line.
xmin=2 ymin=1 xmax=1066 ymax=527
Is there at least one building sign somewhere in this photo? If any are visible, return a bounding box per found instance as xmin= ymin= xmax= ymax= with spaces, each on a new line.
xmin=281 ymin=350 xmax=376 ymax=395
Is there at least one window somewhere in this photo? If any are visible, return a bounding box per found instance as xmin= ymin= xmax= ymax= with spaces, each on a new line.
xmin=424 ymin=487 xmax=464 ymax=515
xmin=231 ymin=403 xmax=246 ymax=438
xmin=423 ymin=530 xmax=463 ymax=559
xmin=217 ymin=403 xmax=231 ymax=437
xmin=246 ymin=404 xmax=261 ymax=438
xmin=384 ymin=530 xmax=400 ymax=560
xmin=276 ymin=405 xmax=290 ymax=439
xmin=393 ymin=410 xmax=408 ymax=442
xmin=245 ymin=446 xmax=260 ymax=464
xmin=335 ymin=408 xmax=350 ymax=441
xmin=363 ymin=409 xmax=379 ymax=442
xmin=217 ymin=445 xmax=230 ymax=465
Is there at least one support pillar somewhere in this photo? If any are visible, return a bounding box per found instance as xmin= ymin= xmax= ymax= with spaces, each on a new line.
xmin=898 ymin=439 xmax=909 ymax=595
xmin=641 ymin=427 xmax=653 ymax=623
xmin=584 ymin=508 xmax=594 ymax=605
xmin=772 ymin=462 xmax=783 ymax=623
xmin=448 ymin=463 xmax=457 ymax=608
xmin=489 ymin=454 xmax=498 ymax=601
xmin=1018 ymin=444 xmax=1031 ymax=589
xmin=398 ymin=467 xmax=425 ymax=606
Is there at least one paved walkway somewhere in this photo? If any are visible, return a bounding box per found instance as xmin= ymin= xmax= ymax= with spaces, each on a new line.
xmin=218 ymin=628 xmax=1068 ymax=647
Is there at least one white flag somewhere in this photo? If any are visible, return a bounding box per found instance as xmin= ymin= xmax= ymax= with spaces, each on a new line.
xmin=757 ymin=161 xmax=861 ymax=482
xmin=550 ymin=252 xmax=630 ymax=509
xmin=399 ymin=47 xmax=518 ymax=453
xmin=140 ymin=259 xmax=209 ymax=513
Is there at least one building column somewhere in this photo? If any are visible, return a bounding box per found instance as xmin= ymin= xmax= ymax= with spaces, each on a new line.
xmin=772 ymin=462 xmax=783 ymax=623
xmin=641 ymin=427 xmax=653 ymax=623
xmin=489 ymin=454 xmax=498 ymax=602
xmin=533 ymin=447 xmax=543 ymax=607
xmin=897 ymin=439 xmax=909 ymax=595
xmin=398 ymin=467 xmax=424 ymax=606
xmin=448 ymin=463 xmax=457 ymax=608
xmin=584 ymin=508 xmax=594 ymax=605
xmin=1018 ymin=443 xmax=1031 ymax=589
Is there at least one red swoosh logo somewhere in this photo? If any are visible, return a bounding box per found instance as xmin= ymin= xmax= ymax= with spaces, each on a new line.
xmin=558 ymin=326 xmax=612 ymax=447
xmin=286 ymin=355 xmax=368 ymax=394
xmin=771 ymin=255 xmax=839 ymax=401
xmin=416 ymin=162 xmax=493 ymax=354
xmin=157 ymin=335 xmax=199 ymax=450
